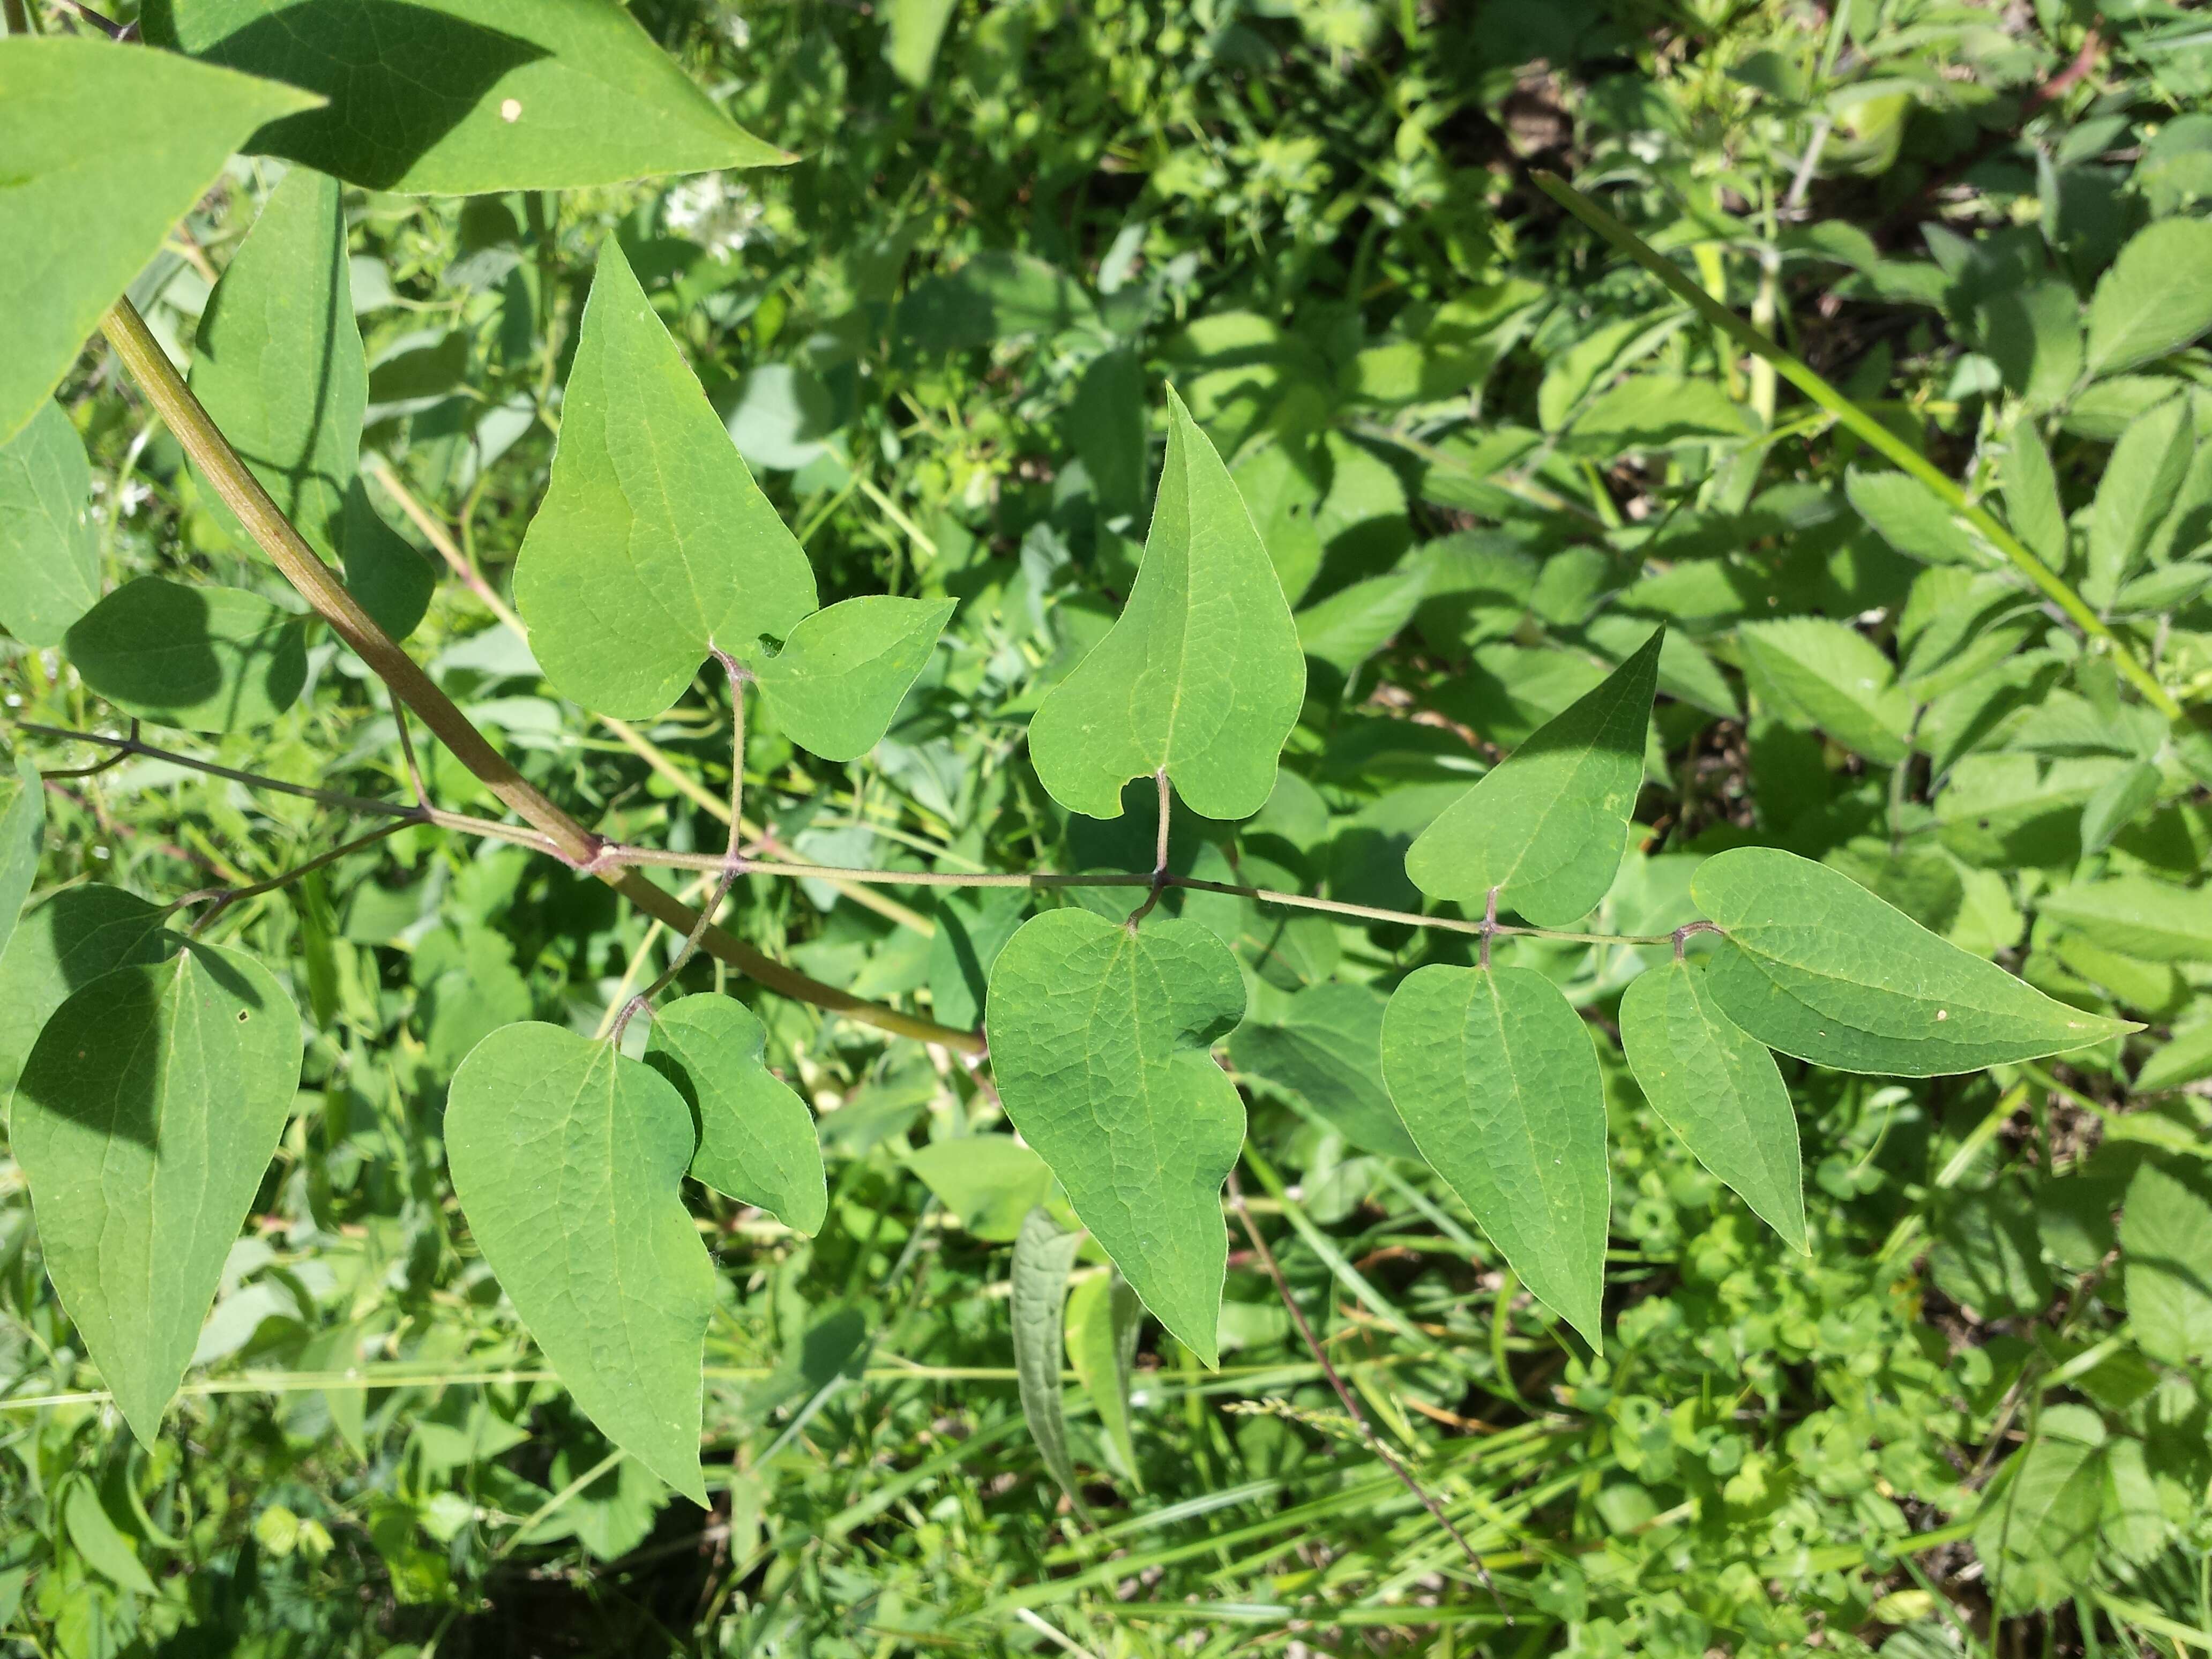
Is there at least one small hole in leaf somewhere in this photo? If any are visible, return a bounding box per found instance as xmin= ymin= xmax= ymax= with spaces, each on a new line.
xmin=237 ymin=1010 xmax=251 ymax=1022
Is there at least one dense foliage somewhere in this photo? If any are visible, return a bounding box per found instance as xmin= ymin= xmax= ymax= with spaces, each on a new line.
xmin=4 ymin=0 xmax=2212 ymax=1654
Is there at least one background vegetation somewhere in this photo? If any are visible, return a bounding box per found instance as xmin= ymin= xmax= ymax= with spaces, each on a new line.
xmin=6 ymin=0 xmax=2212 ymax=1653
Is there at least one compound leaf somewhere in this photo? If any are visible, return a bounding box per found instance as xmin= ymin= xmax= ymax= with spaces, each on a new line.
xmin=447 ymin=1022 xmax=715 ymax=1503
xmin=65 ymin=577 xmax=308 ymax=733
xmin=0 ymin=36 xmax=320 ymax=446
xmin=1028 ymin=387 xmax=1304 ymax=822
xmin=1619 ymin=958 xmax=1806 ymax=1252
xmin=643 ymin=994 xmax=825 ymax=1236
xmin=1405 ymin=626 xmax=1660 ymax=926
xmin=2086 ymin=398 xmax=2192 ymax=608
xmin=749 ymin=596 xmax=954 ymax=763
xmin=144 ymin=0 xmax=787 ymax=193
xmin=0 ymin=400 xmax=101 ymax=647
xmin=13 ymin=944 xmax=303 ymax=1444
xmin=1228 ymin=981 xmax=1418 ymax=1160
xmin=515 ymin=241 xmax=816 ymax=720
xmin=0 ymin=749 xmax=42 ymax=967
xmin=1380 ymin=964 xmax=1608 ymax=1344
xmin=1693 ymin=846 xmax=2134 ymax=1075
xmin=987 ymin=908 xmax=1246 ymax=1364
xmin=2084 ymin=216 xmax=2212 ymax=377
xmin=1737 ymin=617 xmax=1913 ymax=764
xmin=0 ymin=887 xmax=178 ymax=1102
xmin=1011 ymin=1207 xmax=1089 ymax=1518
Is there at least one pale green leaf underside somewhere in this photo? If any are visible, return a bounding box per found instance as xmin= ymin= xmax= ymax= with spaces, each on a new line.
xmin=0 ymin=36 xmax=321 ymax=446
xmin=1380 ymin=964 xmax=1608 ymax=1344
xmin=987 ymin=908 xmax=1247 ymax=1365
xmin=1694 ymin=846 xmax=2135 ymax=1076
xmin=0 ymin=400 xmax=101 ymax=648
xmin=644 ymin=994 xmax=826 ymax=1236
xmin=1028 ymin=386 xmax=1305 ymax=822
xmin=515 ymin=241 xmax=817 ymax=721
xmin=1406 ymin=626 xmax=1661 ymax=925
xmin=447 ymin=1022 xmax=716 ymax=1503
xmin=66 ymin=577 xmax=308 ymax=733
xmin=1011 ymin=1207 xmax=1089 ymax=1517
xmin=13 ymin=944 xmax=304 ymax=1444
xmin=0 ymin=752 xmax=44 ymax=969
xmin=145 ymin=0 xmax=788 ymax=193
xmin=1619 ymin=958 xmax=1806 ymax=1253
xmin=0 ymin=887 xmax=177 ymax=1102
xmin=749 ymin=596 xmax=955 ymax=762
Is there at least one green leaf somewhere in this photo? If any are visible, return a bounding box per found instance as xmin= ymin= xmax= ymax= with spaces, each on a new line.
xmin=884 ymin=0 xmax=959 ymax=87
xmin=0 ymin=750 xmax=43 ymax=968
xmin=1065 ymin=1268 xmax=1143 ymax=1491
xmin=1692 ymin=846 xmax=2134 ymax=1075
xmin=1010 ymin=1207 xmax=1089 ymax=1517
xmin=749 ymin=597 xmax=953 ymax=762
xmin=2000 ymin=420 xmax=2068 ymax=567
xmin=0 ymin=36 xmax=321 ymax=445
xmin=1844 ymin=467 xmax=1990 ymax=567
xmin=144 ymin=0 xmax=787 ymax=193
xmin=191 ymin=166 xmax=432 ymax=639
xmin=1296 ymin=569 xmax=1426 ymax=678
xmin=62 ymin=1480 xmax=158 ymax=1597
xmin=1618 ymin=958 xmax=1806 ymax=1253
xmin=0 ymin=400 xmax=101 ymax=647
xmin=1070 ymin=346 xmax=1148 ymax=520
xmin=2121 ymin=1157 xmax=2212 ymax=1367
xmin=1973 ymin=1421 xmax=2108 ymax=1615
xmin=902 ymin=1136 xmax=1057 ymax=1243
xmin=2084 ymin=217 xmax=2212 ymax=376
xmin=1564 ymin=373 xmax=1751 ymax=451
xmin=2079 ymin=760 xmax=2162 ymax=858
xmin=1737 ymin=617 xmax=1914 ymax=764
xmin=1228 ymin=982 xmax=1419 ymax=1160
xmin=65 ymin=577 xmax=308 ymax=733
xmin=0 ymin=887 xmax=177 ymax=1103
xmin=13 ymin=943 xmax=303 ymax=1443
xmin=987 ymin=908 xmax=1247 ymax=1364
xmin=899 ymin=252 xmax=1098 ymax=352
xmin=2040 ymin=876 xmax=2212 ymax=963
xmin=1231 ymin=440 xmax=1326 ymax=607
xmin=1028 ymin=387 xmax=1305 ymax=822
xmin=1379 ymin=965 xmax=1608 ymax=1344
xmin=1929 ymin=1179 xmax=2046 ymax=1320
xmin=926 ymin=889 xmax=1026 ymax=1033
xmin=514 ymin=241 xmax=816 ymax=720
xmin=446 ymin=1022 xmax=715 ymax=1503
xmin=643 ymin=995 xmax=826 ymax=1237
xmin=2086 ymin=398 xmax=2193 ymax=608
xmin=1404 ymin=626 xmax=1660 ymax=926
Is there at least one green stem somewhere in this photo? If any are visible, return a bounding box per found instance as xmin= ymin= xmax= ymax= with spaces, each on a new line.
xmin=1531 ymin=171 xmax=2182 ymax=720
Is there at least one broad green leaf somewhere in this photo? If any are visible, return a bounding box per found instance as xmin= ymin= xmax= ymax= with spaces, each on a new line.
xmin=1404 ymin=626 xmax=1660 ymax=926
xmin=2121 ymin=1157 xmax=2212 ymax=1367
xmin=1980 ymin=278 xmax=2083 ymax=409
xmin=1065 ymin=1268 xmax=1142 ymax=1490
xmin=1070 ymin=346 xmax=1148 ymax=520
xmin=0 ymin=37 xmax=320 ymax=445
xmin=144 ymin=0 xmax=786 ymax=193
xmin=191 ymin=167 xmax=433 ymax=639
xmin=899 ymin=252 xmax=1098 ymax=352
xmin=2040 ymin=876 xmax=2212 ymax=963
xmin=2000 ymin=420 xmax=2067 ymax=567
xmin=1010 ymin=1207 xmax=1089 ymax=1517
xmin=1972 ymin=1415 xmax=2108 ymax=1615
xmin=1296 ymin=569 xmax=1426 ymax=677
xmin=0 ymin=750 xmax=43 ymax=967
xmin=2086 ymin=398 xmax=2193 ymax=607
xmin=1619 ymin=958 xmax=1806 ymax=1253
xmin=1737 ymin=617 xmax=1913 ymax=764
xmin=1228 ymin=982 xmax=1419 ymax=1160
xmin=62 ymin=1480 xmax=158 ymax=1597
xmin=643 ymin=995 xmax=825 ymax=1236
xmin=1693 ymin=846 xmax=2133 ymax=1075
xmin=1564 ymin=373 xmax=1752 ymax=451
xmin=65 ymin=577 xmax=308 ymax=733
xmin=2136 ymin=1022 xmax=2212 ymax=1093
xmin=2079 ymin=761 xmax=2162 ymax=858
xmin=1231 ymin=439 xmax=1326 ymax=607
xmin=0 ymin=888 xmax=177 ymax=1102
xmin=884 ymin=0 xmax=959 ymax=87
xmin=903 ymin=1137 xmax=1057 ymax=1243
xmin=514 ymin=241 xmax=816 ymax=720
xmin=1845 ymin=467 xmax=1990 ymax=567
xmin=1380 ymin=965 xmax=1608 ymax=1343
xmin=926 ymin=888 xmax=1026 ymax=1033
xmin=2084 ymin=217 xmax=2212 ymax=376
xmin=749 ymin=597 xmax=954 ymax=762
xmin=1028 ymin=387 xmax=1305 ymax=823
xmin=13 ymin=944 xmax=303 ymax=1443
xmin=987 ymin=908 xmax=1247 ymax=1364
xmin=446 ymin=1022 xmax=715 ymax=1503
xmin=0 ymin=400 xmax=101 ymax=647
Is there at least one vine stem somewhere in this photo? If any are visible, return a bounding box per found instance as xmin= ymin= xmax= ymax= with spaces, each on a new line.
xmin=168 ymin=820 xmax=409 ymax=935
xmin=1531 ymin=170 xmax=2184 ymax=721
xmin=96 ymin=296 xmax=979 ymax=1054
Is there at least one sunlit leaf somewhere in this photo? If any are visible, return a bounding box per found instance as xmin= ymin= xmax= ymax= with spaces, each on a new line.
xmin=644 ymin=994 xmax=826 ymax=1236
xmin=0 ymin=400 xmax=101 ymax=648
xmin=65 ymin=577 xmax=308 ymax=733
xmin=749 ymin=596 xmax=954 ymax=763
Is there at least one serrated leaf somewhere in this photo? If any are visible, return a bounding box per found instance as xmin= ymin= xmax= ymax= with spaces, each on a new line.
xmin=1404 ymin=626 xmax=1660 ymax=927
xmin=1981 ymin=278 xmax=2083 ymax=409
xmin=1693 ymin=846 xmax=2134 ymax=1075
xmin=13 ymin=944 xmax=303 ymax=1443
xmin=0 ymin=400 xmax=101 ymax=647
xmin=0 ymin=36 xmax=321 ymax=445
xmin=1737 ymin=616 xmax=1914 ymax=764
xmin=2121 ymin=1157 xmax=2212 ymax=1367
xmin=2079 ymin=761 xmax=2162 ymax=858
xmin=749 ymin=596 xmax=953 ymax=762
xmin=144 ymin=0 xmax=786 ymax=193
xmin=1619 ymin=958 xmax=1806 ymax=1252
xmin=1973 ymin=1431 xmax=2106 ymax=1615
xmin=986 ymin=908 xmax=1246 ymax=1364
xmin=1379 ymin=964 xmax=1607 ymax=1344
xmin=0 ymin=887 xmax=177 ymax=1103
xmin=2040 ymin=875 xmax=2212 ymax=963
xmin=2084 ymin=217 xmax=2212 ymax=376
xmin=514 ymin=241 xmax=816 ymax=720
xmin=1066 ymin=1268 xmax=1142 ymax=1490
xmin=1844 ymin=467 xmax=1990 ymax=567
xmin=447 ymin=1022 xmax=715 ymax=1503
xmin=1028 ymin=388 xmax=1305 ymax=822
xmin=1011 ymin=1207 xmax=1089 ymax=1517
xmin=65 ymin=577 xmax=308 ymax=733
xmin=2086 ymin=398 xmax=2193 ymax=608
xmin=0 ymin=751 xmax=42 ymax=968
xmin=191 ymin=166 xmax=432 ymax=638
xmin=2001 ymin=420 xmax=2067 ymax=567
xmin=1227 ymin=981 xmax=1418 ymax=1160
xmin=643 ymin=995 xmax=825 ymax=1236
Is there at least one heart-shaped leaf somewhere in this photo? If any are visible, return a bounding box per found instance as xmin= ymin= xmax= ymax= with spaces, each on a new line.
xmin=66 ymin=577 xmax=308 ymax=733
xmin=749 ymin=596 xmax=954 ymax=762
xmin=644 ymin=994 xmax=826 ymax=1236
